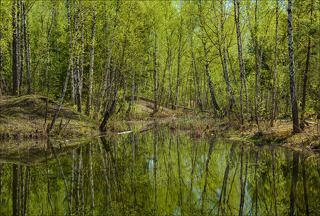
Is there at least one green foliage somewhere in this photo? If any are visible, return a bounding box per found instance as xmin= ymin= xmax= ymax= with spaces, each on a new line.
xmin=0 ymin=0 xmax=319 ymax=120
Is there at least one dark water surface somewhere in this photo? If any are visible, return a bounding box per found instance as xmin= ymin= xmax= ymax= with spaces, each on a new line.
xmin=0 ymin=128 xmax=319 ymax=215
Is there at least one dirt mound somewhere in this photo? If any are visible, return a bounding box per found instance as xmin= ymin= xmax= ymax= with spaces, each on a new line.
xmin=0 ymin=95 xmax=80 ymax=120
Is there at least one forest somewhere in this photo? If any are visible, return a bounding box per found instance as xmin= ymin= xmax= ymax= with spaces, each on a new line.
xmin=0 ymin=0 xmax=320 ymax=215
xmin=0 ymin=0 xmax=319 ymax=134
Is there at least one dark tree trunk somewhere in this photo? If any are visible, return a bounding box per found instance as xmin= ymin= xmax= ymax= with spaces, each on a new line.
xmin=153 ymin=32 xmax=158 ymax=113
xmin=204 ymin=42 xmax=220 ymax=113
xmin=16 ymin=0 xmax=21 ymax=94
xmin=0 ymin=29 xmax=3 ymax=96
xmin=287 ymin=0 xmax=300 ymax=133
xmin=99 ymin=98 xmax=117 ymax=132
xmin=300 ymin=0 xmax=313 ymax=130
xmin=12 ymin=0 xmax=19 ymax=96
xmin=19 ymin=0 xmax=24 ymax=94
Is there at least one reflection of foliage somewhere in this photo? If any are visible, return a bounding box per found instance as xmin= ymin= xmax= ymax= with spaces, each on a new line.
xmin=0 ymin=129 xmax=319 ymax=215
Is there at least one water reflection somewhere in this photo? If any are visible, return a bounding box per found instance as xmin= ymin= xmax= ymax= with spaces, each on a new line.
xmin=0 ymin=128 xmax=320 ymax=215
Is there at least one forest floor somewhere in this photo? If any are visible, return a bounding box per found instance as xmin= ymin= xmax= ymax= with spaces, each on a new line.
xmin=0 ymin=95 xmax=319 ymax=153
xmin=0 ymin=95 xmax=98 ymax=140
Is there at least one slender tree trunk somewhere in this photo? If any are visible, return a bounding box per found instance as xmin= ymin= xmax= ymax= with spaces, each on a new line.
xmin=204 ymin=42 xmax=220 ymax=113
xmin=159 ymin=33 xmax=171 ymax=106
xmin=287 ymin=0 xmax=300 ymax=133
xmin=0 ymin=46 xmax=2 ymax=95
xmin=153 ymin=32 xmax=158 ymax=113
xmin=271 ymin=0 xmax=279 ymax=126
xmin=12 ymin=0 xmax=19 ymax=96
xmin=19 ymin=0 xmax=24 ymax=95
xmin=74 ymin=3 xmax=81 ymax=113
xmin=0 ymin=24 xmax=3 ymax=96
xmin=23 ymin=0 xmax=31 ymax=94
xmin=234 ymin=0 xmax=248 ymax=124
xmin=300 ymin=0 xmax=314 ymax=129
xmin=96 ymin=2 xmax=120 ymax=117
xmin=47 ymin=0 xmax=73 ymax=133
xmin=80 ymin=17 xmax=84 ymax=101
xmin=44 ymin=6 xmax=53 ymax=124
xmin=318 ymin=41 xmax=320 ymax=133
xmin=16 ymin=0 xmax=21 ymax=94
xmin=174 ymin=18 xmax=182 ymax=109
xmin=253 ymin=0 xmax=261 ymax=132
xmin=198 ymin=1 xmax=220 ymax=113
xmin=219 ymin=0 xmax=235 ymax=113
xmin=191 ymin=38 xmax=203 ymax=111
xmin=86 ymin=10 xmax=96 ymax=116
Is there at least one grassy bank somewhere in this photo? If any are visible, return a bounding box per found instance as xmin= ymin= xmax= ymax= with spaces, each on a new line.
xmin=107 ymin=99 xmax=320 ymax=151
xmin=1 ymin=95 xmax=319 ymax=152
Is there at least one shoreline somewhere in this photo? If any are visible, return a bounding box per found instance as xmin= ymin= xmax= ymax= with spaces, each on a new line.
xmin=0 ymin=95 xmax=319 ymax=154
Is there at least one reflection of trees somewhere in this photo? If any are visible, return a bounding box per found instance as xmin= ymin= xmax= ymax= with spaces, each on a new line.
xmin=89 ymin=142 xmax=95 ymax=215
xmin=238 ymin=145 xmax=248 ymax=216
xmin=218 ymin=144 xmax=235 ymax=215
xmin=11 ymin=164 xmax=30 ymax=216
xmin=153 ymin=129 xmax=158 ymax=214
xmin=302 ymin=154 xmax=309 ymax=216
xmin=188 ymin=139 xmax=199 ymax=212
xmin=201 ymin=140 xmax=214 ymax=214
xmin=272 ymin=149 xmax=277 ymax=216
xmin=1 ymin=131 xmax=320 ymax=215
xmin=290 ymin=152 xmax=299 ymax=216
xmin=12 ymin=164 xmax=18 ymax=216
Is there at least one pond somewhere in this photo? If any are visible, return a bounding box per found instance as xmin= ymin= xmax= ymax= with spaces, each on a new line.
xmin=0 ymin=127 xmax=319 ymax=215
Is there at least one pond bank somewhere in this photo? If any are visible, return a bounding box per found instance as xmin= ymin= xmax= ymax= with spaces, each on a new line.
xmin=107 ymin=112 xmax=320 ymax=152
xmin=1 ymin=95 xmax=319 ymax=152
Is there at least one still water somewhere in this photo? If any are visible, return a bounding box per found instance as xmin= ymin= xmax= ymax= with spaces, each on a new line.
xmin=0 ymin=127 xmax=319 ymax=215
